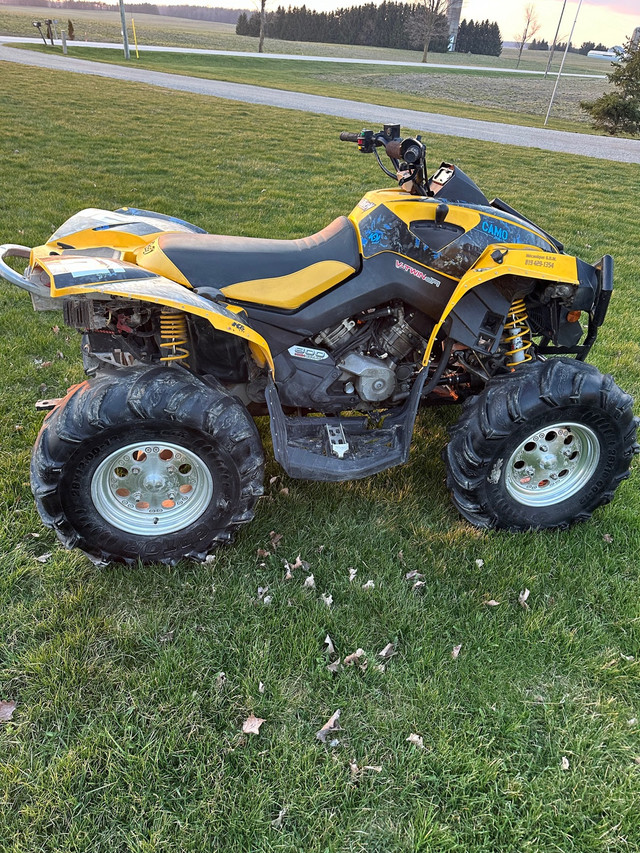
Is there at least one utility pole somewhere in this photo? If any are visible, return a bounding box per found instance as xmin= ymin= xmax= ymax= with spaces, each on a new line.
xmin=545 ymin=0 xmax=583 ymax=126
xmin=118 ymin=0 xmax=130 ymax=60
xmin=545 ymin=0 xmax=567 ymax=78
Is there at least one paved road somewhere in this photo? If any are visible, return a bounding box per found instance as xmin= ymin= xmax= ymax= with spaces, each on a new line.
xmin=2 ymin=43 xmax=639 ymax=164
xmin=0 ymin=36 xmax=606 ymax=78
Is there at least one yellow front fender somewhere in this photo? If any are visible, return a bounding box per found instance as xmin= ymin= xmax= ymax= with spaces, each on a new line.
xmin=422 ymin=246 xmax=579 ymax=365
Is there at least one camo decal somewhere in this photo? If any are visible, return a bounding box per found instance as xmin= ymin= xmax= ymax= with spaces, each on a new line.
xmin=358 ymin=205 xmax=554 ymax=280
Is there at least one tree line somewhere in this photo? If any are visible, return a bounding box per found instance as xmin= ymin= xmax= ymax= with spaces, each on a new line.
xmin=237 ymin=4 xmax=502 ymax=57
xmin=529 ymin=38 xmax=608 ymax=55
xmin=0 ymin=0 xmax=246 ymax=24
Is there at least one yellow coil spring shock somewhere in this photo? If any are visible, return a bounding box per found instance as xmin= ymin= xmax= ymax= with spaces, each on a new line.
xmin=159 ymin=310 xmax=190 ymax=365
xmin=503 ymin=298 xmax=533 ymax=368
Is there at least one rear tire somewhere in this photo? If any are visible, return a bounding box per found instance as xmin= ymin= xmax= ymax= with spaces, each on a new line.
xmin=30 ymin=367 xmax=264 ymax=564
xmin=445 ymin=358 xmax=638 ymax=531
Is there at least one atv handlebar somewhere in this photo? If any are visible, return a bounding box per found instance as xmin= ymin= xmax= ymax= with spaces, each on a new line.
xmin=339 ymin=130 xmax=401 ymax=157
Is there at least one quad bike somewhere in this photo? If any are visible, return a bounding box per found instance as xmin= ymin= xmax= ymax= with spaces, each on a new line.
xmin=0 ymin=123 xmax=637 ymax=564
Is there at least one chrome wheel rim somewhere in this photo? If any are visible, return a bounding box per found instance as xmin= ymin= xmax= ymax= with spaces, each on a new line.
xmin=91 ymin=440 xmax=213 ymax=535
xmin=504 ymin=422 xmax=600 ymax=507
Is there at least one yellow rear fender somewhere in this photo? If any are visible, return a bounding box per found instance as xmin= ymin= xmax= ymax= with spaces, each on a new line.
xmin=423 ymin=246 xmax=579 ymax=365
xmin=30 ymin=253 xmax=274 ymax=372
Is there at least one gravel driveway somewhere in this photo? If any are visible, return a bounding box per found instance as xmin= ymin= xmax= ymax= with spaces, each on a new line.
xmin=1 ymin=44 xmax=639 ymax=164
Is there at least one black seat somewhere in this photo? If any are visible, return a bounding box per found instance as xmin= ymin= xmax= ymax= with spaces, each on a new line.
xmin=155 ymin=216 xmax=360 ymax=297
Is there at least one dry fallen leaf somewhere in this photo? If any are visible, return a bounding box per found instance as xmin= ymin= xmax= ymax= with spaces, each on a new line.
xmin=204 ymin=554 xmax=216 ymax=564
xmin=259 ymin=681 xmax=265 ymax=694
xmin=374 ymin=663 xmax=385 ymax=673
xmin=348 ymin=567 xmax=358 ymax=583
xmin=242 ymin=713 xmax=266 ymax=735
xmin=378 ymin=642 xmax=396 ymax=660
xmin=405 ymin=570 xmax=424 ymax=581
xmin=452 ymin=644 xmax=462 ymax=659
xmin=326 ymin=659 xmax=341 ymax=674
xmin=290 ymin=555 xmax=308 ymax=571
xmin=397 ymin=550 xmax=405 ymax=563
xmin=284 ymin=568 xmax=293 ymax=581
xmin=603 ymin=533 xmax=613 ymax=544
xmin=475 ymin=559 xmax=484 ymax=568
xmin=323 ymin=634 xmax=336 ymax=656
xmin=362 ymin=580 xmax=375 ymax=590
xmin=484 ymin=599 xmax=501 ymax=607
xmin=35 ymin=553 xmax=52 ymax=564
xmin=621 ymin=653 xmax=635 ymax=662
xmin=406 ymin=733 xmax=424 ymax=748
xmin=321 ymin=592 xmax=333 ymax=607
xmin=303 ymin=574 xmax=315 ymax=589
xmin=412 ymin=580 xmax=426 ymax=592
xmin=257 ymin=548 xmax=270 ymax=558
xmin=561 ymin=756 xmax=570 ymax=771
xmin=216 ymin=672 xmax=226 ymax=690
xmin=316 ymin=709 xmax=341 ymax=743
xmin=269 ymin=531 xmax=283 ymax=549
xmin=350 ymin=758 xmax=382 ymax=779
xmin=280 ymin=487 xmax=289 ymax=497
xmin=518 ymin=588 xmax=531 ymax=609
xmin=52 ymin=325 xmax=60 ymax=334
xmin=257 ymin=585 xmax=269 ymax=600
xmin=159 ymin=630 xmax=174 ymax=644
xmin=0 ymin=700 xmax=16 ymax=723
xmin=262 ymin=595 xmax=273 ymax=606
xmin=271 ymin=808 xmax=286 ymax=830
xmin=344 ymin=648 xmax=365 ymax=666
xmin=269 ymin=476 xmax=279 ymax=485
xmin=628 ymin=718 xmax=637 ymax=726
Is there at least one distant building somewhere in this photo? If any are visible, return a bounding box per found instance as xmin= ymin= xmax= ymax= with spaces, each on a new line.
xmin=447 ymin=0 xmax=464 ymax=51
xmin=587 ymin=45 xmax=625 ymax=61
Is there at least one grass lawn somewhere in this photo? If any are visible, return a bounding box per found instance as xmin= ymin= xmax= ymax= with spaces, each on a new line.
xmin=1 ymin=61 xmax=640 ymax=852
xmin=14 ymin=45 xmax=610 ymax=134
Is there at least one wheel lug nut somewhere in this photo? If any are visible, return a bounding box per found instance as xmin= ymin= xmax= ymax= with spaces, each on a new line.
xmin=131 ymin=466 xmax=140 ymax=474
xmin=539 ymin=445 xmax=548 ymax=452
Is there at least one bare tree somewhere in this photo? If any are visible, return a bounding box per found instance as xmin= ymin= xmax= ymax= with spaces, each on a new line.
xmin=515 ymin=4 xmax=542 ymax=68
xmin=412 ymin=0 xmax=451 ymax=64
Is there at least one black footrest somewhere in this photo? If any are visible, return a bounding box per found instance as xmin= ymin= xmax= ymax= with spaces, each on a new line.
xmin=265 ymin=376 xmax=425 ymax=482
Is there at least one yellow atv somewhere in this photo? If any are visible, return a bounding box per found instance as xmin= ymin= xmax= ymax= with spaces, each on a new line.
xmin=0 ymin=124 xmax=637 ymax=564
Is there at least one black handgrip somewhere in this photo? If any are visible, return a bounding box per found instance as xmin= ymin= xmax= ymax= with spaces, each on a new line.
xmin=339 ymin=131 xmax=360 ymax=143
xmin=385 ymin=140 xmax=403 ymax=159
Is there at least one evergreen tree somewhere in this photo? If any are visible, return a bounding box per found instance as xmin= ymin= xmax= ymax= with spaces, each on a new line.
xmin=581 ymin=38 xmax=640 ymax=134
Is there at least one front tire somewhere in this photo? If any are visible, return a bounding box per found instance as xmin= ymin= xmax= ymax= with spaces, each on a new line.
xmin=445 ymin=358 xmax=638 ymax=531
xmin=31 ymin=367 xmax=264 ymax=564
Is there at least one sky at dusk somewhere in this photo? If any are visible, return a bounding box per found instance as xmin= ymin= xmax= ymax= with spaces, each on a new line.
xmin=110 ymin=1 xmax=639 ymax=49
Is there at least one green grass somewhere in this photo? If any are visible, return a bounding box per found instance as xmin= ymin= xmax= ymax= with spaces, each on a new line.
xmin=1 ymin=61 xmax=640 ymax=852
xmin=14 ymin=45 xmax=610 ymax=134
